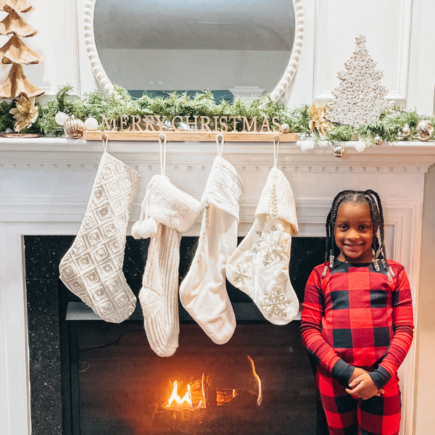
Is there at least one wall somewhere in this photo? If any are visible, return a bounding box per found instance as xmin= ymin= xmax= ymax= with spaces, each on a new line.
xmin=414 ymin=165 xmax=435 ymax=434
xmin=1 ymin=0 xmax=435 ymax=433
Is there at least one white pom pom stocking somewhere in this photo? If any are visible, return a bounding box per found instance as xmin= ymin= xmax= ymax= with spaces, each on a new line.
xmin=59 ymin=139 xmax=141 ymax=323
xmin=180 ymin=136 xmax=244 ymax=344
xmin=133 ymin=135 xmax=203 ymax=357
xmin=227 ymin=144 xmax=299 ymax=325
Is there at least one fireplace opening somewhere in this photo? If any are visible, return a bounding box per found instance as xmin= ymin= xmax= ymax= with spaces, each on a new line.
xmin=25 ymin=236 xmax=325 ymax=435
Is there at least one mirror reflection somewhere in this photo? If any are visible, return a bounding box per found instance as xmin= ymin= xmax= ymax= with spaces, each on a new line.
xmin=95 ymin=0 xmax=295 ymax=101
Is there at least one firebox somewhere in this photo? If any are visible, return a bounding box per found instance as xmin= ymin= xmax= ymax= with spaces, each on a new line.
xmin=25 ymin=236 xmax=326 ymax=435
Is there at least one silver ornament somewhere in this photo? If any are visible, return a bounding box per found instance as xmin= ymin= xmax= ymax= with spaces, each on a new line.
xmin=332 ymin=144 xmax=344 ymax=158
xmin=374 ymin=135 xmax=383 ymax=145
xmin=279 ymin=123 xmax=290 ymax=133
xmin=55 ymin=112 xmax=69 ymax=126
xmin=396 ymin=132 xmax=404 ymax=141
xmin=64 ymin=116 xmax=85 ymax=139
xmin=402 ymin=124 xmax=410 ymax=137
xmin=417 ymin=120 xmax=434 ymax=142
xmin=84 ymin=116 xmax=99 ymax=131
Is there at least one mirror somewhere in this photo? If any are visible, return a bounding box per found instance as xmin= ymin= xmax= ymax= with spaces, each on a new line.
xmin=92 ymin=0 xmax=299 ymax=101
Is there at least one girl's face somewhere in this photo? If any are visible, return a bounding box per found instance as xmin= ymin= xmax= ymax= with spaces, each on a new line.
xmin=334 ymin=202 xmax=374 ymax=263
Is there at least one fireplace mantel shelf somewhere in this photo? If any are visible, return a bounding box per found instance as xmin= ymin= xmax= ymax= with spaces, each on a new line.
xmin=0 ymin=137 xmax=435 ymax=155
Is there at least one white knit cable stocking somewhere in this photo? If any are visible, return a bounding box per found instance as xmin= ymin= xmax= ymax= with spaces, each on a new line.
xmin=180 ymin=136 xmax=244 ymax=344
xmin=132 ymin=134 xmax=203 ymax=357
xmin=226 ymin=144 xmax=299 ymax=325
xmin=139 ymin=223 xmax=182 ymax=357
xmin=59 ymin=137 xmax=141 ymax=323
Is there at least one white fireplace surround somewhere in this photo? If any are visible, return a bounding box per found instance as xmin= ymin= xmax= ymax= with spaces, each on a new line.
xmin=1 ymin=138 xmax=435 ymax=435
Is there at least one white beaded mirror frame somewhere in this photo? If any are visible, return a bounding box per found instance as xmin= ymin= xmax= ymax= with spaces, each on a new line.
xmin=83 ymin=0 xmax=305 ymax=103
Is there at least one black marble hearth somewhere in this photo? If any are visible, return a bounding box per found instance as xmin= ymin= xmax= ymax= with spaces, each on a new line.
xmin=25 ymin=236 xmax=326 ymax=435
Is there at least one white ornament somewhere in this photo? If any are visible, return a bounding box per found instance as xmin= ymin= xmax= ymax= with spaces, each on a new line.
xmin=84 ymin=116 xmax=99 ymax=131
xmin=280 ymin=123 xmax=290 ymax=133
xmin=55 ymin=112 xmax=69 ymax=126
xmin=354 ymin=141 xmax=366 ymax=153
xmin=327 ymin=35 xmax=394 ymax=128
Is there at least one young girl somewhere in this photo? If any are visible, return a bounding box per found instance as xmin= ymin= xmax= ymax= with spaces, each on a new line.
xmin=301 ymin=190 xmax=414 ymax=435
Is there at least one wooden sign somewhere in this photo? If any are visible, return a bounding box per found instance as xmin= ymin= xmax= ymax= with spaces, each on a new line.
xmin=101 ymin=115 xmax=285 ymax=133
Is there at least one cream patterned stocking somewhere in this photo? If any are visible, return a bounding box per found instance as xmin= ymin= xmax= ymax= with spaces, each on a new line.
xmin=180 ymin=136 xmax=244 ymax=344
xmin=227 ymin=143 xmax=299 ymax=325
xmin=59 ymin=137 xmax=141 ymax=323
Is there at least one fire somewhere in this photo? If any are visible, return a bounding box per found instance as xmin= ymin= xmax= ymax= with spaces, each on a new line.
xmin=247 ymin=356 xmax=262 ymax=406
xmin=166 ymin=381 xmax=193 ymax=408
xmin=165 ymin=375 xmax=207 ymax=410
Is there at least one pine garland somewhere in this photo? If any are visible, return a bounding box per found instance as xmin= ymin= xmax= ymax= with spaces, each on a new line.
xmin=1 ymin=85 xmax=434 ymax=143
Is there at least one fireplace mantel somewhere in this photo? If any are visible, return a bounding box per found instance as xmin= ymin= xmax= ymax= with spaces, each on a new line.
xmin=1 ymin=137 xmax=435 ymax=435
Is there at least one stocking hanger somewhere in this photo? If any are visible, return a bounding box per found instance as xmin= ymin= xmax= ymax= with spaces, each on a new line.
xmin=159 ymin=133 xmax=167 ymax=176
xmin=102 ymin=133 xmax=108 ymax=152
xmin=273 ymin=135 xmax=280 ymax=167
xmin=216 ymin=134 xmax=225 ymax=157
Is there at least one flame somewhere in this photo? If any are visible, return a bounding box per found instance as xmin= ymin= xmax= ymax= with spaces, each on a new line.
xmin=165 ymin=375 xmax=207 ymax=409
xmin=166 ymin=381 xmax=193 ymax=408
xmin=247 ymin=356 xmax=262 ymax=406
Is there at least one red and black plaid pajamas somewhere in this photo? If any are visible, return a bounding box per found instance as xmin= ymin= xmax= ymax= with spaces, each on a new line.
xmin=301 ymin=260 xmax=414 ymax=435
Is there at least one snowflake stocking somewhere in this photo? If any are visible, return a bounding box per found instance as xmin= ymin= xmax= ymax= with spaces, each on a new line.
xmin=60 ymin=146 xmax=141 ymax=323
xmin=227 ymin=166 xmax=299 ymax=325
xmin=180 ymin=138 xmax=244 ymax=344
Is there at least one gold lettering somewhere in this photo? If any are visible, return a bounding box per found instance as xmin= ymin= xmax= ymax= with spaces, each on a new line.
xmin=260 ymin=117 xmax=271 ymax=132
xmin=272 ymin=117 xmax=281 ymax=132
xmin=102 ymin=115 xmax=117 ymax=131
xmin=243 ymin=116 xmax=257 ymax=132
xmin=200 ymin=116 xmax=211 ymax=131
xmin=219 ymin=117 xmax=228 ymax=132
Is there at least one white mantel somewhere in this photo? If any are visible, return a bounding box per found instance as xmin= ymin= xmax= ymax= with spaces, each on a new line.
xmin=1 ymin=137 xmax=435 ymax=435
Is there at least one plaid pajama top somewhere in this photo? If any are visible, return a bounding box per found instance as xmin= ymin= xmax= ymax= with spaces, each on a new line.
xmin=301 ymin=260 xmax=414 ymax=388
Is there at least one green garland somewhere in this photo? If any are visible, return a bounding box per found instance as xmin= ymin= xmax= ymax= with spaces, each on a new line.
xmin=2 ymin=85 xmax=434 ymax=143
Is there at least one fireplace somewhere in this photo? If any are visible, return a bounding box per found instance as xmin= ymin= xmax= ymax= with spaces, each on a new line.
xmin=1 ymin=139 xmax=433 ymax=434
xmin=25 ymin=235 xmax=325 ymax=435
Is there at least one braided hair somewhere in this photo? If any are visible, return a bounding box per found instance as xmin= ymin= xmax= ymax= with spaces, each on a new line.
xmin=322 ymin=190 xmax=395 ymax=281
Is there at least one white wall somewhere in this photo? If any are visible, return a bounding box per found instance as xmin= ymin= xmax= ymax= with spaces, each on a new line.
xmin=2 ymin=0 xmax=435 ymax=433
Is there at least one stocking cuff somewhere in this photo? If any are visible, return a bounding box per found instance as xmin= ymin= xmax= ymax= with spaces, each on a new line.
xmin=255 ymin=167 xmax=298 ymax=235
xmin=137 ymin=174 xmax=203 ymax=235
xmin=202 ymin=156 xmax=244 ymax=221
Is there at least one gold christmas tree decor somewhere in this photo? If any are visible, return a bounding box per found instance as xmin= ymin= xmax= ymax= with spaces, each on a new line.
xmin=0 ymin=0 xmax=43 ymax=135
xmin=327 ymin=35 xmax=394 ymax=128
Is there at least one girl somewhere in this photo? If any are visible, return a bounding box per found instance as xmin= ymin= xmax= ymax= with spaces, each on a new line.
xmin=301 ymin=190 xmax=414 ymax=435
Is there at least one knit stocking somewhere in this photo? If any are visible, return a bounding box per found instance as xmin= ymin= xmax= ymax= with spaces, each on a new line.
xmin=180 ymin=138 xmax=244 ymax=344
xmin=132 ymin=134 xmax=203 ymax=357
xmin=59 ymin=145 xmax=141 ymax=323
xmin=139 ymin=223 xmax=182 ymax=357
xmin=227 ymin=166 xmax=299 ymax=325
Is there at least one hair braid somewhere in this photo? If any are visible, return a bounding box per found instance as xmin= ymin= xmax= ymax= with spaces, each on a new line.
xmin=323 ymin=189 xmax=391 ymax=280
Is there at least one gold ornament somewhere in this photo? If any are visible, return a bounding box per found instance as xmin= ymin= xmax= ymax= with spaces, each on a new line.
xmin=402 ymin=124 xmax=410 ymax=137
xmin=9 ymin=94 xmax=38 ymax=132
xmin=374 ymin=135 xmax=383 ymax=145
xmin=279 ymin=123 xmax=290 ymax=133
xmin=417 ymin=120 xmax=434 ymax=142
xmin=332 ymin=144 xmax=344 ymax=158
xmin=64 ymin=115 xmax=85 ymax=139
xmin=309 ymin=102 xmax=332 ymax=137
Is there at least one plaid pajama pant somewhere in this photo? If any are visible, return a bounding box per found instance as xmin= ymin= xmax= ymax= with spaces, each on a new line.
xmin=317 ymin=365 xmax=401 ymax=435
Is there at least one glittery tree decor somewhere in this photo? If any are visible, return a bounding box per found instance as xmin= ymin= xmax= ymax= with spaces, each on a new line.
xmin=327 ymin=35 xmax=394 ymax=128
xmin=0 ymin=0 xmax=44 ymax=99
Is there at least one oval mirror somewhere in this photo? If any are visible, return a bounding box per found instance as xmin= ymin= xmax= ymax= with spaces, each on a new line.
xmin=85 ymin=0 xmax=304 ymax=102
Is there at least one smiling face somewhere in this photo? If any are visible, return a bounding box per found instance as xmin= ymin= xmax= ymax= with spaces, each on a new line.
xmin=334 ymin=201 xmax=375 ymax=263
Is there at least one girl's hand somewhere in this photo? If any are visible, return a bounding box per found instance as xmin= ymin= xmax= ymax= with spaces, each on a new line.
xmin=345 ymin=374 xmax=383 ymax=400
